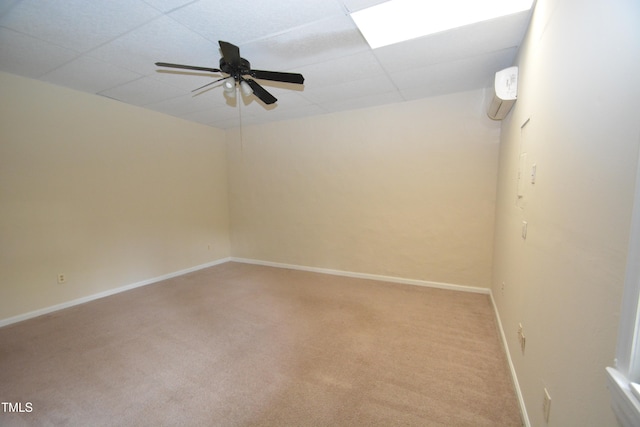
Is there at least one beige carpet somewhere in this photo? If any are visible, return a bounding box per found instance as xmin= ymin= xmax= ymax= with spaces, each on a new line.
xmin=0 ymin=262 xmax=522 ymax=426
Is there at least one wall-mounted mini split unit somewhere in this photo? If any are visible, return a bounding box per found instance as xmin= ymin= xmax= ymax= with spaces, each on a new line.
xmin=487 ymin=66 xmax=518 ymax=120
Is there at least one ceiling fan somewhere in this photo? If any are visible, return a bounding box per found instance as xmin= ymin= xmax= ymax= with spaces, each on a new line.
xmin=155 ymin=40 xmax=305 ymax=105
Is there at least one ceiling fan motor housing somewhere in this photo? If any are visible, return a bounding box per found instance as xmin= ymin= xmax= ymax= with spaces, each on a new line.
xmin=220 ymin=57 xmax=251 ymax=80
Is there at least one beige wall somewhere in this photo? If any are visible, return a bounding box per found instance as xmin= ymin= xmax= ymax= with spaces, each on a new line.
xmin=227 ymin=89 xmax=501 ymax=288
xmin=491 ymin=0 xmax=640 ymax=425
xmin=0 ymin=72 xmax=230 ymax=320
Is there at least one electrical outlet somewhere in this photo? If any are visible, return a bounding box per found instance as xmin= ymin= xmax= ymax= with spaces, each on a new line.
xmin=522 ymin=221 xmax=528 ymax=239
xmin=57 ymin=273 xmax=66 ymax=284
xmin=501 ymin=281 xmax=505 ymax=294
xmin=543 ymin=388 xmax=551 ymax=423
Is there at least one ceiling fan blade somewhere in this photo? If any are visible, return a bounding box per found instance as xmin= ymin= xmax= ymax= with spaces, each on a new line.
xmin=155 ymin=62 xmax=221 ymax=73
xmin=250 ymin=69 xmax=305 ymax=84
xmin=219 ymin=41 xmax=241 ymax=67
xmin=245 ymin=79 xmax=277 ymax=105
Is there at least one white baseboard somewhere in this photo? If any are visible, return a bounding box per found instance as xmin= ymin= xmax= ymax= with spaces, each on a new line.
xmin=230 ymin=257 xmax=490 ymax=294
xmin=489 ymin=290 xmax=530 ymax=427
xmin=0 ymin=257 xmax=231 ymax=328
xmin=2 ymin=255 xmax=489 ymax=324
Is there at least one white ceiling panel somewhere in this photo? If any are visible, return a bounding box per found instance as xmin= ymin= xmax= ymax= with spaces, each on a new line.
xmin=167 ymin=0 xmax=346 ymax=46
xmin=340 ymin=0 xmax=388 ymax=13
xmin=142 ymin=0 xmax=196 ymax=13
xmin=152 ymin=69 xmax=224 ymax=93
xmin=89 ymin=16 xmax=219 ymax=77
xmin=98 ymin=76 xmax=186 ymax=106
xmin=293 ymin=50 xmax=386 ymax=90
xmin=301 ymin=73 xmax=397 ymax=104
xmin=144 ymin=88 xmax=234 ymax=117
xmin=0 ymin=0 xmax=534 ymax=129
xmin=0 ymin=0 xmax=161 ymax=53
xmin=41 ymin=56 xmax=143 ymax=94
xmin=0 ymin=28 xmax=78 ymax=78
xmin=254 ymin=92 xmax=317 ymax=113
xmin=239 ymin=14 xmax=369 ymax=73
xmin=0 ymin=1 xmax=21 ymax=17
xmin=393 ymin=48 xmax=518 ymax=101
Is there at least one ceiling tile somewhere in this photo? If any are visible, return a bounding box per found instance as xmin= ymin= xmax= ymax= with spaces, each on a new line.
xmin=41 ymin=56 xmax=143 ymax=94
xmin=89 ymin=16 xmax=219 ymax=78
xmin=294 ymin=50 xmax=386 ymax=90
xmin=0 ymin=28 xmax=79 ymax=78
xmin=262 ymin=92 xmax=317 ymax=110
xmin=392 ymin=48 xmax=518 ymax=101
xmin=0 ymin=0 xmax=161 ymax=53
xmin=99 ymin=76 xmax=186 ymax=106
xmin=239 ymin=14 xmax=369 ymax=74
xmin=167 ymin=0 xmax=346 ymax=46
xmin=153 ymin=70 xmax=225 ymax=93
xmin=145 ymin=91 xmax=221 ymax=116
xmin=301 ymin=73 xmax=397 ymax=104
xmin=0 ymin=1 xmax=21 ymax=18
xmin=339 ymin=0 xmax=388 ymax=13
xmin=141 ymin=0 xmax=196 ymax=13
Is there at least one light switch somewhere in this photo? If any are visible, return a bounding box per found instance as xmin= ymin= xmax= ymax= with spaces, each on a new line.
xmin=517 ymin=153 xmax=527 ymax=198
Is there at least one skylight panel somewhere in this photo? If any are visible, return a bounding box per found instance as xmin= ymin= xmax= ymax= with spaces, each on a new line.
xmin=351 ymin=0 xmax=534 ymax=49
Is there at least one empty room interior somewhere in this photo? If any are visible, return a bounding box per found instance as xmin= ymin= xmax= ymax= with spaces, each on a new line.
xmin=1 ymin=0 xmax=640 ymax=426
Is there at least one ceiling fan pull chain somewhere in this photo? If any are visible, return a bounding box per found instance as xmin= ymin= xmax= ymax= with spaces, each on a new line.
xmin=238 ymin=90 xmax=244 ymax=153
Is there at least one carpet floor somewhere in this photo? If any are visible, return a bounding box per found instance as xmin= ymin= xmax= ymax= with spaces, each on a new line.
xmin=0 ymin=262 xmax=522 ymax=426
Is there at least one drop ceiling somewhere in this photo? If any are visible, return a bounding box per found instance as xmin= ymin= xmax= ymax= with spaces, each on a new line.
xmin=0 ymin=0 xmax=532 ymax=129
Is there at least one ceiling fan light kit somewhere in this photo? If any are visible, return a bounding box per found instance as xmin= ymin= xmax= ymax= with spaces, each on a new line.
xmin=223 ymin=77 xmax=236 ymax=93
xmin=240 ymin=81 xmax=253 ymax=97
xmin=155 ymin=40 xmax=304 ymax=106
